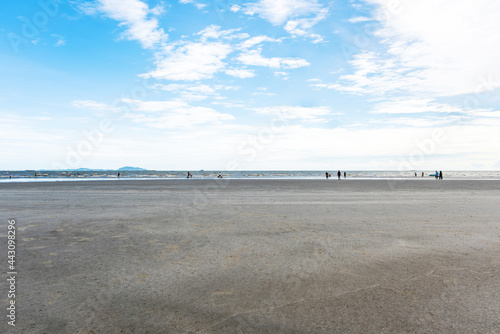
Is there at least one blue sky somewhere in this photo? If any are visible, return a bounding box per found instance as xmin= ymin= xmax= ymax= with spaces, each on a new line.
xmin=1 ymin=0 xmax=500 ymax=171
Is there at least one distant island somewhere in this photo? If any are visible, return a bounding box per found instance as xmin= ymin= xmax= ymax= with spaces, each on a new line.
xmin=117 ymin=166 xmax=147 ymax=171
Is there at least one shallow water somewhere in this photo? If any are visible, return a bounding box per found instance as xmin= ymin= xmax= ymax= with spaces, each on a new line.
xmin=1 ymin=170 xmax=500 ymax=182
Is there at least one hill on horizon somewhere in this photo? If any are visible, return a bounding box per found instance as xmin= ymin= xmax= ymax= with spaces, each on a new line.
xmin=117 ymin=166 xmax=147 ymax=171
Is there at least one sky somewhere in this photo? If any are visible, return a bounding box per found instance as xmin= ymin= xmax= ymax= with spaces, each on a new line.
xmin=1 ymin=0 xmax=500 ymax=171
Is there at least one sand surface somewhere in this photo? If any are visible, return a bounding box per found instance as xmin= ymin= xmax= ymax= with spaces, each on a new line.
xmin=1 ymin=179 xmax=500 ymax=333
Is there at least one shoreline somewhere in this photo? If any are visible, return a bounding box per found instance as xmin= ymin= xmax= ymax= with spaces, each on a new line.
xmin=3 ymin=176 xmax=500 ymax=184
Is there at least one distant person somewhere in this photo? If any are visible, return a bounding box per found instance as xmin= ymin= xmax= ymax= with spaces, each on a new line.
xmin=337 ymin=170 xmax=341 ymax=180
xmin=187 ymin=172 xmax=192 ymax=178
xmin=435 ymin=171 xmax=439 ymax=179
xmin=439 ymin=171 xmax=443 ymax=180
xmin=415 ymin=172 xmax=417 ymax=177
xmin=118 ymin=172 xmax=120 ymax=177
xmin=422 ymin=172 xmax=424 ymax=177
xmin=344 ymin=171 xmax=346 ymax=179
xmin=217 ymin=173 xmax=223 ymax=179
xmin=325 ymin=172 xmax=329 ymax=179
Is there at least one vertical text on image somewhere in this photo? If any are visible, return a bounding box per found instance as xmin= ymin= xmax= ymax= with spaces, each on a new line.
xmin=7 ymin=219 xmax=17 ymax=327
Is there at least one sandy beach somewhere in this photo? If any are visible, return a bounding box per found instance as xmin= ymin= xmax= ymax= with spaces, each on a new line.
xmin=1 ymin=179 xmax=500 ymax=333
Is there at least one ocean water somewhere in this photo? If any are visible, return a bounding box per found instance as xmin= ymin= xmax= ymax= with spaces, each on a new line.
xmin=1 ymin=170 xmax=500 ymax=182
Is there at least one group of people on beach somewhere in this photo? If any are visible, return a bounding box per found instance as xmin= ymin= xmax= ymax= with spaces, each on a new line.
xmin=185 ymin=172 xmax=222 ymax=178
xmin=435 ymin=171 xmax=443 ymax=179
xmin=326 ymin=171 xmax=346 ymax=180
xmin=413 ymin=171 xmax=444 ymax=179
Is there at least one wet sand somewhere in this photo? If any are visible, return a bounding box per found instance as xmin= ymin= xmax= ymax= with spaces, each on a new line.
xmin=1 ymin=179 xmax=500 ymax=333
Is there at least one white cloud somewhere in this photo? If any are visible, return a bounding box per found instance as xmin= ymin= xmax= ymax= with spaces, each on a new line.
xmin=231 ymin=122 xmax=500 ymax=170
xmin=153 ymin=83 xmax=239 ymax=100
xmin=211 ymin=100 xmax=247 ymax=109
xmin=336 ymin=0 xmax=500 ymax=97
xmin=51 ymin=34 xmax=66 ymax=47
xmin=467 ymin=110 xmax=500 ymax=118
xmin=329 ymin=51 xmax=422 ymax=95
xmin=273 ymin=71 xmax=289 ymax=79
xmin=238 ymin=35 xmax=280 ymax=49
xmin=284 ymin=7 xmax=328 ymax=43
xmin=156 ymin=83 xmax=215 ymax=94
xmin=122 ymin=98 xmax=235 ymax=129
xmin=310 ymin=82 xmax=338 ymax=90
xmin=179 ymin=0 xmax=206 ymax=10
xmin=141 ymin=25 xmax=268 ymax=81
xmin=370 ymin=117 xmax=454 ymax=128
xmin=94 ymin=0 xmax=167 ymax=49
xmin=197 ymin=25 xmax=243 ymax=42
xmin=73 ymin=1 xmax=98 ymax=15
xmin=0 ymin=117 xmax=69 ymax=169
xmin=122 ymin=99 xmax=187 ymax=112
xmin=369 ymin=99 xmax=463 ymax=114
xmin=230 ymin=5 xmax=241 ymax=12
xmin=363 ymin=97 xmax=500 ymax=128
xmin=142 ymin=42 xmax=233 ymax=81
xmin=72 ymin=100 xmax=117 ymax=111
xmin=237 ymin=49 xmax=310 ymax=69
xmin=242 ymin=0 xmax=324 ymax=25
xmin=155 ymin=83 xmax=239 ymax=92
xmin=255 ymin=105 xmax=335 ymax=122
xmin=252 ymin=92 xmax=276 ymax=96
xmin=225 ymin=68 xmax=256 ymax=78
xmin=348 ymin=16 xmax=373 ymax=23
xmin=241 ymin=0 xmax=328 ymax=42
xmin=251 ymin=88 xmax=276 ymax=96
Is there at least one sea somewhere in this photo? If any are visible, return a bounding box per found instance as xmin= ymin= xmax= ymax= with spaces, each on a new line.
xmin=1 ymin=170 xmax=500 ymax=182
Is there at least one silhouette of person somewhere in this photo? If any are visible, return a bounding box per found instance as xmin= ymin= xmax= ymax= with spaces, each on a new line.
xmin=344 ymin=171 xmax=347 ymax=179
xmin=439 ymin=171 xmax=443 ymax=180
xmin=337 ymin=170 xmax=341 ymax=180
xmin=325 ymin=172 xmax=329 ymax=179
